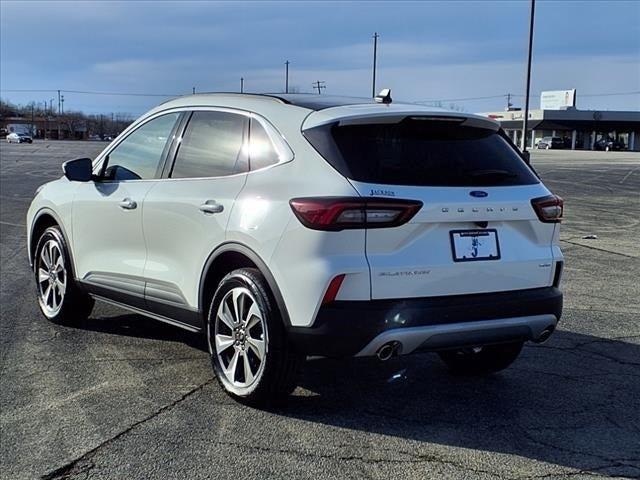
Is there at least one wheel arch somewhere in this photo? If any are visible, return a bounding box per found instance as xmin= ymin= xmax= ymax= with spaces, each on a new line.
xmin=199 ymin=242 xmax=291 ymax=327
xmin=29 ymin=208 xmax=74 ymax=270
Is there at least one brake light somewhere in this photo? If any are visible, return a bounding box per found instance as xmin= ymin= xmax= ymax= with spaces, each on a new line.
xmin=289 ymin=197 xmax=423 ymax=231
xmin=531 ymin=195 xmax=564 ymax=223
xmin=322 ymin=274 xmax=346 ymax=305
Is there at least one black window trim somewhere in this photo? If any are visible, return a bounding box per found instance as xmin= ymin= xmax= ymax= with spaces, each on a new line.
xmin=92 ymin=110 xmax=186 ymax=182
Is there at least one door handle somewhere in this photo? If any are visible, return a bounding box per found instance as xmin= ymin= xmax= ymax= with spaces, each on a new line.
xmin=119 ymin=198 xmax=137 ymax=210
xmin=199 ymin=200 xmax=224 ymax=214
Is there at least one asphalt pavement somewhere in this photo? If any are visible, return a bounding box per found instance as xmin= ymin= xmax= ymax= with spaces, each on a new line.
xmin=1 ymin=141 xmax=639 ymax=479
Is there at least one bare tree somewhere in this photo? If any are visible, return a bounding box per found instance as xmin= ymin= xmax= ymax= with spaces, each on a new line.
xmin=59 ymin=111 xmax=85 ymax=139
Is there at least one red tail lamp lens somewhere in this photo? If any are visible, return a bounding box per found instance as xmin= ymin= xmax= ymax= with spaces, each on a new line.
xmin=289 ymin=197 xmax=422 ymax=231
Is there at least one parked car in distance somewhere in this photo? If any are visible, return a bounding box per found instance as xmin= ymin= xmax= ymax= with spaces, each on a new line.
xmin=7 ymin=132 xmax=33 ymax=143
xmin=536 ymin=136 xmax=564 ymax=149
xmin=27 ymin=93 xmax=564 ymax=406
xmin=594 ymin=137 xmax=624 ymax=151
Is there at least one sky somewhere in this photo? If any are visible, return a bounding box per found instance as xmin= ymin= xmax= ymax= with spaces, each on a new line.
xmin=1 ymin=0 xmax=639 ymax=116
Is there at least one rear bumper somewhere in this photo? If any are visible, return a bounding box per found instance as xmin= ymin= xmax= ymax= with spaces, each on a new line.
xmin=287 ymin=287 xmax=562 ymax=357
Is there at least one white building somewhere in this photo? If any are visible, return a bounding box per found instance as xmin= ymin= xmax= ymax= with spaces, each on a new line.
xmin=479 ymin=109 xmax=640 ymax=151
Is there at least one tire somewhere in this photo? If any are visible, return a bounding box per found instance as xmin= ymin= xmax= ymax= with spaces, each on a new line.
xmin=545 ymin=144 xmax=550 ymax=150
xmin=438 ymin=341 xmax=523 ymax=376
xmin=34 ymin=226 xmax=94 ymax=324
xmin=206 ymin=268 xmax=303 ymax=407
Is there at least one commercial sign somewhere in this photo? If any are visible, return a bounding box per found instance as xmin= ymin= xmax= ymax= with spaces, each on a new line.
xmin=540 ymin=89 xmax=576 ymax=110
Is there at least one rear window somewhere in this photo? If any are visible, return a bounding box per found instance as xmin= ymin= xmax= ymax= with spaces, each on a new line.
xmin=304 ymin=118 xmax=539 ymax=187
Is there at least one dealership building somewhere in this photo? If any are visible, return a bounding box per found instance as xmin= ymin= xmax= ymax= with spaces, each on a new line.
xmin=480 ymin=90 xmax=640 ymax=151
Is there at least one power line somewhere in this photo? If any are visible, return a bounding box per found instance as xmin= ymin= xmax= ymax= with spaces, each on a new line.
xmin=415 ymin=94 xmax=506 ymax=104
xmin=579 ymin=91 xmax=640 ymax=97
xmin=1 ymin=89 xmax=180 ymax=97
xmin=2 ymin=88 xmax=638 ymax=103
xmin=415 ymin=90 xmax=640 ymax=104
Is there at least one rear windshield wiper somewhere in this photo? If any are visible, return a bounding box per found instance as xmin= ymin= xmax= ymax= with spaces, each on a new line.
xmin=466 ymin=169 xmax=517 ymax=179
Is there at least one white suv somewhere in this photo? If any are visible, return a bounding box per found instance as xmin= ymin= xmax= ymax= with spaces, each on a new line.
xmin=27 ymin=93 xmax=564 ymax=406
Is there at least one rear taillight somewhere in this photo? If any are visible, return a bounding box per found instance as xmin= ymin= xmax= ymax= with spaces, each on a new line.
xmin=531 ymin=195 xmax=564 ymax=223
xmin=289 ymin=197 xmax=423 ymax=231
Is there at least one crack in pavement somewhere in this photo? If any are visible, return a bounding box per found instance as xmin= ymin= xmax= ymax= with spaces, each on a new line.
xmin=39 ymin=378 xmax=214 ymax=480
xmin=535 ymin=344 xmax=640 ymax=368
xmin=202 ymin=437 xmax=640 ymax=480
xmin=521 ymin=462 xmax=640 ymax=479
xmin=564 ymin=306 xmax=640 ymax=316
xmin=560 ymin=239 xmax=638 ymax=259
xmin=205 ymin=438 xmax=506 ymax=479
xmin=517 ymin=426 xmax=640 ymax=477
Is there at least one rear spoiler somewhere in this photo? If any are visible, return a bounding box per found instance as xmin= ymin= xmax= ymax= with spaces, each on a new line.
xmin=302 ymin=107 xmax=500 ymax=132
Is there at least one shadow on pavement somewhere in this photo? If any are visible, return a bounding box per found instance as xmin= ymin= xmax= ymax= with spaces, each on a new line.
xmin=71 ymin=313 xmax=208 ymax=352
xmin=67 ymin=315 xmax=640 ymax=476
xmin=282 ymin=330 xmax=640 ymax=477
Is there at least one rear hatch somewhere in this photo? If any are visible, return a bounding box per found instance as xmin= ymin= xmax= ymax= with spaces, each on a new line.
xmin=304 ymin=111 xmax=558 ymax=299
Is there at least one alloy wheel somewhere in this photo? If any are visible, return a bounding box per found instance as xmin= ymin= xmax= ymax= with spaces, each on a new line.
xmin=211 ymin=287 xmax=267 ymax=389
xmin=37 ymin=239 xmax=67 ymax=317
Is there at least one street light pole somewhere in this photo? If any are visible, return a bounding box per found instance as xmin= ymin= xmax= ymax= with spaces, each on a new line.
xmin=372 ymin=32 xmax=379 ymax=98
xmin=240 ymin=77 xmax=244 ymax=93
xmin=521 ymin=0 xmax=536 ymax=152
xmin=285 ymin=60 xmax=290 ymax=94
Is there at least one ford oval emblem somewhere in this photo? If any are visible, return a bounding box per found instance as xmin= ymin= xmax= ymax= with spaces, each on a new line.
xmin=470 ymin=191 xmax=488 ymax=198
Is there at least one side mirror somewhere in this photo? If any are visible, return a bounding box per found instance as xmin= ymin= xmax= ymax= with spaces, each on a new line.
xmin=63 ymin=158 xmax=93 ymax=182
xmin=521 ymin=150 xmax=531 ymax=164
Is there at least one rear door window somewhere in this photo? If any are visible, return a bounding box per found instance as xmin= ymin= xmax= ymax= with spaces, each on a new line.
xmin=304 ymin=118 xmax=539 ymax=187
xmin=170 ymin=111 xmax=248 ymax=178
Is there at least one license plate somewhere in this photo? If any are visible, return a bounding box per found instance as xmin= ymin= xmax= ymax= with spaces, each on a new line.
xmin=450 ymin=229 xmax=500 ymax=262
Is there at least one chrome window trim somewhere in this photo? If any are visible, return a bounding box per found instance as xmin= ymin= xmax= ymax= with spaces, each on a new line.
xmin=92 ymin=105 xmax=295 ymax=182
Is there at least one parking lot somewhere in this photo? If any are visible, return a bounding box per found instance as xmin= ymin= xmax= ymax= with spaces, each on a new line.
xmin=1 ymin=141 xmax=638 ymax=479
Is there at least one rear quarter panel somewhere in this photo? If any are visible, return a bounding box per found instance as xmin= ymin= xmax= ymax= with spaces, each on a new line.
xmin=226 ymin=120 xmax=371 ymax=328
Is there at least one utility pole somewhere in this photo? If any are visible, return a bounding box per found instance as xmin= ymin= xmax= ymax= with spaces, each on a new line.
xmin=372 ymin=32 xmax=379 ymax=98
xmin=44 ymin=102 xmax=48 ymax=139
xmin=61 ymin=95 xmax=65 ymax=115
xmin=31 ymin=104 xmax=35 ymax=137
xmin=56 ymin=91 xmax=61 ymax=140
xmin=285 ymin=60 xmax=290 ymax=93
xmin=192 ymin=86 xmax=196 ymax=94
xmin=49 ymin=99 xmax=54 ymax=115
xmin=506 ymin=93 xmax=512 ymax=111
xmin=240 ymin=77 xmax=244 ymax=93
xmin=521 ymin=0 xmax=535 ymax=152
xmin=312 ymin=81 xmax=326 ymax=95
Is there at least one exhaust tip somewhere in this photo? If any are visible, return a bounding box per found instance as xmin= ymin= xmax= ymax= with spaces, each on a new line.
xmin=535 ymin=325 xmax=555 ymax=343
xmin=376 ymin=341 xmax=402 ymax=361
